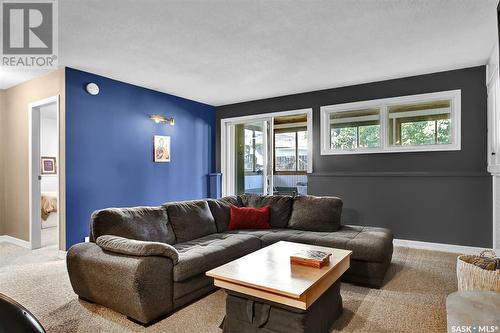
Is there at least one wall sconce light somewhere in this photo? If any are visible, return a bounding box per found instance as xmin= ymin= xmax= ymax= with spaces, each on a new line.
xmin=150 ymin=114 xmax=166 ymax=124
xmin=150 ymin=115 xmax=175 ymax=125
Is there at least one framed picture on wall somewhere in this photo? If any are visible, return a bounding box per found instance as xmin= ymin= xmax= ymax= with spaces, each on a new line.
xmin=153 ymin=135 xmax=171 ymax=162
xmin=41 ymin=156 xmax=57 ymax=175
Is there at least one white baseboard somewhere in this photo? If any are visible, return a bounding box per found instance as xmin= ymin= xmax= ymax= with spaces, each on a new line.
xmin=57 ymin=250 xmax=67 ymax=259
xmin=0 ymin=235 xmax=32 ymax=249
xmin=394 ymin=238 xmax=491 ymax=255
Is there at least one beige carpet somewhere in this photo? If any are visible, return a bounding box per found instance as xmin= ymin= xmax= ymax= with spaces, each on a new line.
xmin=42 ymin=226 xmax=58 ymax=248
xmin=0 ymin=242 xmax=458 ymax=333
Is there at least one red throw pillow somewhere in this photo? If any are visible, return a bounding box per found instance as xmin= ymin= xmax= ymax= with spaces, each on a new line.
xmin=229 ymin=205 xmax=271 ymax=230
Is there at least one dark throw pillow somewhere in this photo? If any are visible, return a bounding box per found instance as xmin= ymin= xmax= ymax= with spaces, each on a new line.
xmin=164 ymin=200 xmax=217 ymax=243
xmin=207 ymin=196 xmax=243 ymax=232
xmin=238 ymin=195 xmax=293 ymax=228
xmin=90 ymin=206 xmax=175 ymax=244
xmin=229 ymin=205 xmax=271 ymax=230
xmin=288 ymin=196 xmax=343 ymax=232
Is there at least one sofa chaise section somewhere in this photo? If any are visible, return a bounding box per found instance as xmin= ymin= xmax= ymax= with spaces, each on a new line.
xmin=225 ymin=225 xmax=393 ymax=287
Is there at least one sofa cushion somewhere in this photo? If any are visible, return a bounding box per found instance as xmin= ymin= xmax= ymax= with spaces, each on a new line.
xmin=223 ymin=229 xmax=275 ymax=239
xmin=207 ymin=196 xmax=243 ymax=232
xmin=288 ymin=196 xmax=342 ymax=232
xmin=339 ymin=226 xmax=394 ymax=263
xmin=239 ymin=195 xmax=293 ymax=228
xmin=90 ymin=206 xmax=175 ymax=244
xmin=255 ymin=225 xmax=393 ymax=262
xmin=173 ymin=233 xmax=261 ymax=281
xmin=254 ymin=229 xmax=306 ymax=245
xmin=164 ymin=200 xmax=217 ymax=243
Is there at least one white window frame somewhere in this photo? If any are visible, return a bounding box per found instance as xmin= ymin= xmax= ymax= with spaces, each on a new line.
xmin=320 ymin=90 xmax=461 ymax=155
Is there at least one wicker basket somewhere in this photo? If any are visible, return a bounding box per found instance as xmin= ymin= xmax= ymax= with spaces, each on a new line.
xmin=457 ymin=250 xmax=500 ymax=292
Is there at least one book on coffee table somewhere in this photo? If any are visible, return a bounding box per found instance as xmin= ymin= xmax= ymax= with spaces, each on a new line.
xmin=290 ymin=249 xmax=332 ymax=268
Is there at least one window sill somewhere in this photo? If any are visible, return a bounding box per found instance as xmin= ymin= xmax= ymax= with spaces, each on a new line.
xmin=320 ymin=143 xmax=461 ymax=155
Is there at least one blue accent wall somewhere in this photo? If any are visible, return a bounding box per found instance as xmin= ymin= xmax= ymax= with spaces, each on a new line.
xmin=65 ymin=68 xmax=215 ymax=249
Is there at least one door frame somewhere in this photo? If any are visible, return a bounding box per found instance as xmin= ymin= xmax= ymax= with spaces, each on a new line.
xmin=28 ymin=95 xmax=60 ymax=250
xmin=220 ymin=108 xmax=313 ymax=197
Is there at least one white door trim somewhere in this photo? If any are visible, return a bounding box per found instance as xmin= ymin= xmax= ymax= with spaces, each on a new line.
xmin=220 ymin=108 xmax=313 ymax=197
xmin=28 ymin=95 xmax=60 ymax=250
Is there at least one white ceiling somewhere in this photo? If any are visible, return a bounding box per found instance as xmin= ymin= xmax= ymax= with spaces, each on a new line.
xmin=1 ymin=0 xmax=498 ymax=105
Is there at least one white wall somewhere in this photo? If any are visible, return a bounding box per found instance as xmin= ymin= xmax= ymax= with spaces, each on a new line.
xmin=40 ymin=103 xmax=58 ymax=193
xmin=0 ymin=90 xmax=4 ymax=235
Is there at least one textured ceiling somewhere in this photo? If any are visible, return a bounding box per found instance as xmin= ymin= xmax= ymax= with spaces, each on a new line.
xmin=0 ymin=0 xmax=498 ymax=105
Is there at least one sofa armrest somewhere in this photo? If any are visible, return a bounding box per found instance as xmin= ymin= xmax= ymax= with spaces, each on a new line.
xmin=67 ymin=242 xmax=174 ymax=324
xmin=96 ymin=235 xmax=179 ymax=264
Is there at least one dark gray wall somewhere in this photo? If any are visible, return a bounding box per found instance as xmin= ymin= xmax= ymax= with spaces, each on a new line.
xmin=216 ymin=66 xmax=491 ymax=247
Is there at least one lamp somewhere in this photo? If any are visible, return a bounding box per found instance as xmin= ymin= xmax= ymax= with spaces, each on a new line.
xmin=150 ymin=114 xmax=175 ymax=126
xmin=150 ymin=114 xmax=166 ymax=124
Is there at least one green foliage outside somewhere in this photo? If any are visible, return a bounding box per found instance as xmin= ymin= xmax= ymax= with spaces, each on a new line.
xmin=331 ymin=119 xmax=450 ymax=149
xmin=331 ymin=125 xmax=380 ymax=149
xmin=400 ymin=119 xmax=450 ymax=146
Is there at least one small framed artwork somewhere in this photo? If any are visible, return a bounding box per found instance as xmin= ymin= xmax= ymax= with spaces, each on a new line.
xmin=41 ymin=156 xmax=57 ymax=175
xmin=153 ymin=135 xmax=171 ymax=162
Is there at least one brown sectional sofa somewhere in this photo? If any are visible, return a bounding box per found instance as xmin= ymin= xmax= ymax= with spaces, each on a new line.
xmin=67 ymin=195 xmax=393 ymax=325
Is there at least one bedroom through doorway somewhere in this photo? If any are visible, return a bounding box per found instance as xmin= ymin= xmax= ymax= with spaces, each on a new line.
xmin=29 ymin=96 xmax=60 ymax=250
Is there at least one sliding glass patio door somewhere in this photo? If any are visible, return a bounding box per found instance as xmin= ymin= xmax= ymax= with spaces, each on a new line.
xmin=222 ymin=118 xmax=274 ymax=196
xmin=221 ymin=109 xmax=313 ymax=197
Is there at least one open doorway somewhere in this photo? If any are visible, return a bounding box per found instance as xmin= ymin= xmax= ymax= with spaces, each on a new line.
xmin=221 ymin=108 xmax=312 ymax=196
xmin=29 ymin=96 xmax=59 ymax=250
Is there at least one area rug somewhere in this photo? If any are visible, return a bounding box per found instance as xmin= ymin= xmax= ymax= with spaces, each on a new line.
xmin=0 ymin=243 xmax=457 ymax=332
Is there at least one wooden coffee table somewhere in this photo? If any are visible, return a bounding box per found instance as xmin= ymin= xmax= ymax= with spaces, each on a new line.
xmin=206 ymin=241 xmax=351 ymax=332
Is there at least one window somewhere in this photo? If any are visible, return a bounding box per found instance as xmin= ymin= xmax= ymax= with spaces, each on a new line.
xmin=320 ymin=90 xmax=461 ymax=155
xmin=388 ymin=100 xmax=451 ymax=146
xmin=330 ymin=108 xmax=380 ymax=150
xmin=274 ymin=128 xmax=308 ymax=174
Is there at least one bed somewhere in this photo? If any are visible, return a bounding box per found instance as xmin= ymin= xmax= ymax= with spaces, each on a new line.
xmin=41 ymin=192 xmax=58 ymax=229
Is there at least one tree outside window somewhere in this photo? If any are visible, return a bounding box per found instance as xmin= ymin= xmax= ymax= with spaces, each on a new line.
xmin=330 ymin=108 xmax=380 ymax=150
